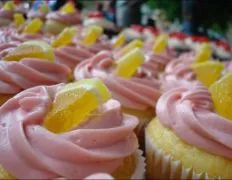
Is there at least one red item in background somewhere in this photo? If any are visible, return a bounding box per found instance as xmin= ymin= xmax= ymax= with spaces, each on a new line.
xmin=169 ymin=32 xmax=188 ymax=40
xmin=88 ymin=11 xmax=104 ymax=18
xmin=145 ymin=26 xmax=159 ymax=35
xmin=131 ymin=24 xmax=144 ymax=32
xmin=191 ymin=36 xmax=209 ymax=43
xmin=215 ymin=40 xmax=231 ymax=51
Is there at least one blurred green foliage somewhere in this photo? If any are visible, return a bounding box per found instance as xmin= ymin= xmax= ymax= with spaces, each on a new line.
xmin=147 ymin=0 xmax=232 ymax=33
xmin=147 ymin=0 xmax=182 ymax=21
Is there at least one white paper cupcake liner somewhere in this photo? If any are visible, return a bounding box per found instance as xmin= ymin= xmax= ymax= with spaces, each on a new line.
xmin=145 ymin=132 xmax=220 ymax=179
xmin=131 ymin=149 xmax=146 ymax=180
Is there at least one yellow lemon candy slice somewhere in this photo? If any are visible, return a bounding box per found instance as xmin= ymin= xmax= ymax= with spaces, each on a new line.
xmin=114 ymin=48 xmax=145 ymax=78
xmin=152 ymin=34 xmax=168 ymax=53
xmin=192 ymin=61 xmax=224 ymax=87
xmin=3 ymin=1 xmax=15 ymax=11
xmin=120 ymin=40 xmax=143 ymax=56
xmin=0 ymin=165 xmax=14 ymax=179
xmin=210 ymin=72 xmax=232 ymax=120
xmin=82 ymin=25 xmax=103 ymax=46
xmin=194 ymin=43 xmax=212 ymax=63
xmin=4 ymin=40 xmax=54 ymax=61
xmin=113 ymin=33 xmax=125 ymax=48
xmin=14 ymin=13 xmax=25 ymax=27
xmin=52 ymin=27 xmax=77 ymax=48
xmin=43 ymin=78 xmax=111 ymax=133
xmin=39 ymin=4 xmax=50 ymax=13
xmin=23 ymin=18 xmax=43 ymax=34
xmin=60 ymin=2 xmax=76 ymax=14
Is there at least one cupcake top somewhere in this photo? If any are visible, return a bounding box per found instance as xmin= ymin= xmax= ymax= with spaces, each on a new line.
xmin=0 ymin=40 xmax=70 ymax=95
xmin=156 ymin=82 xmax=232 ymax=159
xmin=168 ymin=32 xmax=189 ymax=50
xmin=47 ymin=11 xmax=81 ymax=25
xmin=74 ymin=51 xmax=161 ymax=110
xmin=83 ymin=11 xmax=115 ymax=30
xmin=122 ymin=25 xmax=143 ymax=41
xmin=28 ymin=4 xmax=50 ymax=21
xmin=161 ymin=52 xmax=196 ymax=91
xmin=0 ymin=84 xmax=139 ymax=179
xmin=55 ymin=45 xmax=94 ymax=70
xmin=212 ymin=40 xmax=231 ymax=60
xmin=0 ymin=58 xmax=70 ymax=95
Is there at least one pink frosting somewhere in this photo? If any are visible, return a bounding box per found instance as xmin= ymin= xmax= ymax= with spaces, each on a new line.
xmin=0 ymin=84 xmax=139 ymax=179
xmin=156 ymin=82 xmax=232 ymax=159
xmin=55 ymin=45 xmax=94 ymax=69
xmin=27 ymin=10 xmax=47 ymax=21
xmin=0 ymin=9 xmax=13 ymax=20
xmin=0 ymin=58 xmax=70 ymax=95
xmin=73 ymin=35 xmax=113 ymax=54
xmin=0 ymin=27 xmax=51 ymax=44
xmin=74 ymin=51 xmax=161 ymax=110
xmin=0 ymin=42 xmax=18 ymax=58
xmin=136 ymin=50 xmax=175 ymax=79
xmin=47 ymin=11 xmax=81 ymax=25
xmin=161 ymin=52 xmax=196 ymax=91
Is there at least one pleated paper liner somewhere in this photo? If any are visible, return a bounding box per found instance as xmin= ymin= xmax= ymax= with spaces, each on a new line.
xmin=145 ymin=132 xmax=220 ymax=179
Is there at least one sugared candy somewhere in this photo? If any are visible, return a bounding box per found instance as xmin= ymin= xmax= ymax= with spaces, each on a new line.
xmin=43 ymin=78 xmax=111 ymax=133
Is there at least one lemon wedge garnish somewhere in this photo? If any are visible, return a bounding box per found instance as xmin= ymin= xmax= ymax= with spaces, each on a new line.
xmin=82 ymin=25 xmax=103 ymax=46
xmin=3 ymin=1 xmax=15 ymax=11
xmin=14 ymin=13 xmax=25 ymax=27
xmin=210 ymin=72 xmax=232 ymax=120
xmin=113 ymin=33 xmax=125 ymax=48
xmin=152 ymin=34 xmax=168 ymax=53
xmin=43 ymin=78 xmax=111 ymax=133
xmin=52 ymin=27 xmax=77 ymax=48
xmin=119 ymin=40 xmax=143 ymax=56
xmin=60 ymin=2 xmax=76 ymax=14
xmin=192 ymin=61 xmax=224 ymax=87
xmin=114 ymin=48 xmax=145 ymax=78
xmin=194 ymin=43 xmax=212 ymax=63
xmin=23 ymin=18 xmax=43 ymax=34
xmin=4 ymin=40 xmax=54 ymax=61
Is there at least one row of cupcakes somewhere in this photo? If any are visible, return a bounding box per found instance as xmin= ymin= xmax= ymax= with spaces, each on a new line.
xmin=0 ymin=1 xmax=231 ymax=179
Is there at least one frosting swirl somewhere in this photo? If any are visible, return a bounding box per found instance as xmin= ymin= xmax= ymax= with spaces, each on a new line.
xmin=161 ymin=52 xmax=196 ymax=91
xmin=156 ymin=82 xmax=232 ymax=159
xmin=47 ymin=11 xmax=81 ymax=25
xmin=74 ymin=51 xmax=161 ymax=110
xmin=0 ymin=84 xmax=139 ymax=179
xmin=55 ymin=45 xmax=94 ymax=69
xmin=0 ymin=9 xmax=13 ymax=21
xmin=0 ymin=58 xmax=70 ymax=95
xmin=28 ymin=10 xmax=47 ymax=21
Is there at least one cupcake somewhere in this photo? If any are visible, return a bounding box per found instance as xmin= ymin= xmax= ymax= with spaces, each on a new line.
xmin=0 ymin=79 xmax=145 ymax=179
xmin=168 ymin=32 xmax=190 ymax=54
xmin=142 ymin=26 xmax=159 ymax=41
xmin=146 ymin=82 xmax=232 ymax=179
xmin=161 ymin=52 xmax=197 ymax=91
xmin=55 ymin=45 xmax=94 ymax=70
xmin=122 ymin=24 xmax=143 ymax=41
xmin=74 ymin=50 xmax=161 ymax=138
xmin=73 ymin=25 xmax=113 ymax=54
xmin=44 ymin=2 xmax=81 ymax=35
xmin=185 ymin=36 xmax=210 ymax=51
xmin=212 ymin=40 xmax=231 ymax=60
xmin=0 ymin=40 xmax=70 ymax=105
xmin=83 ymin=11 xmax=115 ymax=31
xmin=0 ymin=1 xmax=15 ymax=26
xmin=27 ymin=4 xmax=50 ymax=21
